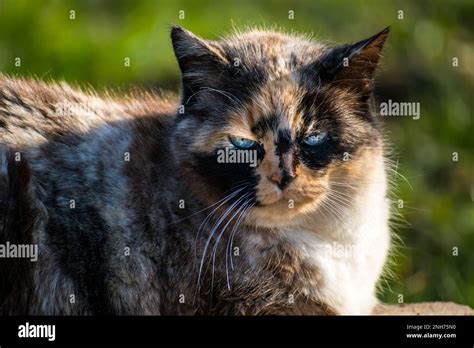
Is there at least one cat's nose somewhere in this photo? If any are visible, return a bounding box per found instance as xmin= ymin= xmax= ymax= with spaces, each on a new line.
xmin=268 ymin=172 xmax=282 ymax=187
xmin=268 ymin=170 xmax=295 ymax=190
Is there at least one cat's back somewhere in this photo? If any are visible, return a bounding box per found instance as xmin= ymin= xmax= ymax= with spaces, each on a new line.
xmin=0 ymin=74 xmax=179 ymax=200
xmin=0 ymin=74 xmax=180 ymax=222
xmin=0 ymin=74 xmax=178 ymax=150
xmin=0 ymin=75 xmax=180 ymax=314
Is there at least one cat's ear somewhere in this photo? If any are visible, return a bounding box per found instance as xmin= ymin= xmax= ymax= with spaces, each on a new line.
xmin=315 ymin=27 xmax=389 ymax=92
xmin=171 ymin=25 xmax=228 ymax=95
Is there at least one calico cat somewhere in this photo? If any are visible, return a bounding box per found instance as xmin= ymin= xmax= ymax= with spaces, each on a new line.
xmin=0 ymin=25 xmax=391 ymax=315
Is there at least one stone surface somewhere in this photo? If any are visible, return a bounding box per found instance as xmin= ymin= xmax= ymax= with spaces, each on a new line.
xmin=374 ymin=302 xmax=474 ymax=315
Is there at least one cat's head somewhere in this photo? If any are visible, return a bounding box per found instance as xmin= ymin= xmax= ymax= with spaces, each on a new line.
xmin=170 ymin=26 xmax=389 ymax=228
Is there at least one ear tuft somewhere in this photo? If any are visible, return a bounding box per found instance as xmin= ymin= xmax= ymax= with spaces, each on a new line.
xmin=170 ymin=25 xmax=228 ymax=99
xmin=170 ymin=25 xmax=227 ymax=71
xmin=350 ymin=26 xmax=390 ymax=66
xmin=313 ymin=27 xmax=390 ymax=91
xmin=171 ymin=25 xmax=205 ymax=61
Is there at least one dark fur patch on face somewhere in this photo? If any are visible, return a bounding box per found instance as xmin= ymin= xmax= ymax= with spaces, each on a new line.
xmin=191 ymin=152 xmax=260 ymax=198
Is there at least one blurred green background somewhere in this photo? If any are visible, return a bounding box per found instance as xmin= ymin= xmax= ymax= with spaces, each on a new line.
xmin=0 ymin=0 xmax=472 ymax=307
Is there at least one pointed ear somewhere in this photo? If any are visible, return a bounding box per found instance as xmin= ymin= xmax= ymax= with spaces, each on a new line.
xmin=170 ymin=25 xmax=228 ymax=96
xmin=315 ymin=27 xmax=389 ymax=92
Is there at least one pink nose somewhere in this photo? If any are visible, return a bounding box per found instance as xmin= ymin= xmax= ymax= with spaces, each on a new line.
xmin=268 ymin=171 xmax=295 ymax=190
xmin=268 ymin=172 xmax=283 ymax=186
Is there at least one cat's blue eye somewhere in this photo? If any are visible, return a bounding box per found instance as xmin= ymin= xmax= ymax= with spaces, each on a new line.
xmin=302 ymin=132 xmax=328 ymax=147
xmin=229 ymin=136 xmax=257 ymax=149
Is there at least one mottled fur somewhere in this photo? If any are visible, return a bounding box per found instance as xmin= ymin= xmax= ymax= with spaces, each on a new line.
xmin=0 ymin=26 xmax=390 ymax=315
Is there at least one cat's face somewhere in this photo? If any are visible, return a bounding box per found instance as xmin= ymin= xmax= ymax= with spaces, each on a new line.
xmin=171 ymin=26 xmax=388 ymax=227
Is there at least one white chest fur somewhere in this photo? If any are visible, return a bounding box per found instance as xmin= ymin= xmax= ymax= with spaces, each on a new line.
xmin=280 ymin=161 xmax=391 ymax=314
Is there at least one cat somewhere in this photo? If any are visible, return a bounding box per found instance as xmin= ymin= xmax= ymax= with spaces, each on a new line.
xmin=0 ymin=25 xmax=391 ymax=315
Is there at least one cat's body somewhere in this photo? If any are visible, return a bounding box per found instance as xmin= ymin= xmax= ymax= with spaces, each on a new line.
xmin=0 ymin=27 xmax=391 ymax=315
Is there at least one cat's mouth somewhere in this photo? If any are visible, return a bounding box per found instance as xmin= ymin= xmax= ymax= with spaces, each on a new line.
xmin=255 ymin=178 xmax=327 ymax=206
xmin=254 ymin=185 xmax=326 ymax=219
xmin=242 ymin=184 xmax=335 ymax=228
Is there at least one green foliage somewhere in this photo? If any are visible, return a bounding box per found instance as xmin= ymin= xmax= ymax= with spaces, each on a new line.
xmin=0 ymin=0 xmax=472 ymax=306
